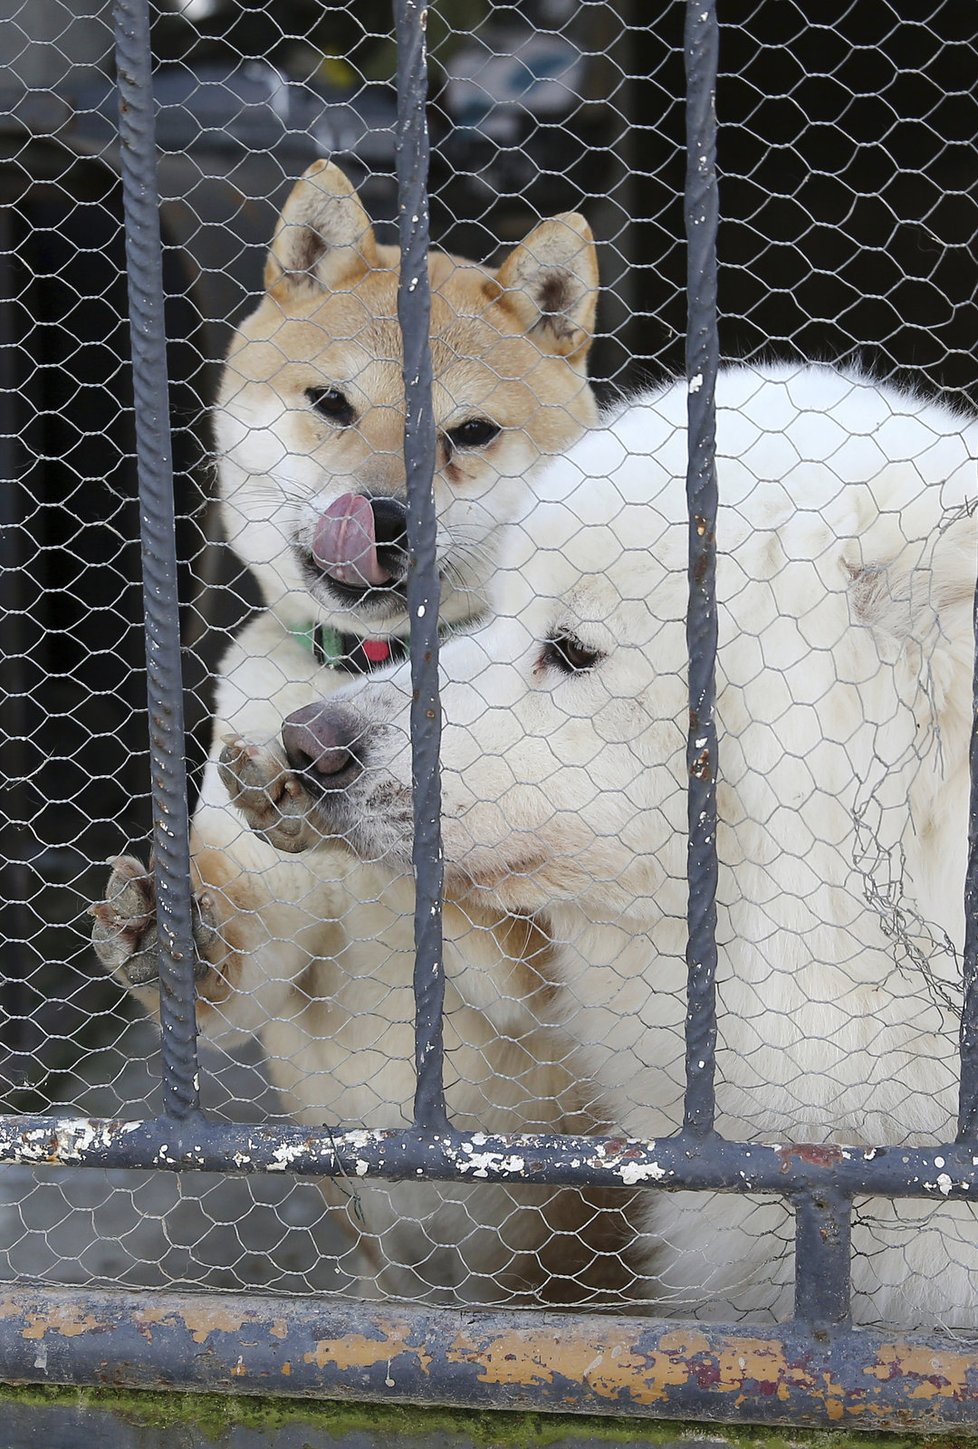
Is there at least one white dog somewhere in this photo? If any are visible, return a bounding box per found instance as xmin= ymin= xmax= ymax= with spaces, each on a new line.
xmin=232 ymin=361 xmax=978 ymax=1328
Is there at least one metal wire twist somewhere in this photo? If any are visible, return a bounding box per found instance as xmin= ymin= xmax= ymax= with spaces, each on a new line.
xmin=112 ymin=0 xmax=201 ymax=1121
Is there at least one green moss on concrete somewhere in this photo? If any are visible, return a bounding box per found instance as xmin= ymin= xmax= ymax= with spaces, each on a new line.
xmin=0 ymin=1382 xmax=970 ymax=1447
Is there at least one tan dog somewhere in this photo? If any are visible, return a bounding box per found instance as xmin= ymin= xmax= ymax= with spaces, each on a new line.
xmin=92 ymin=162 xmax=635 ymax=1305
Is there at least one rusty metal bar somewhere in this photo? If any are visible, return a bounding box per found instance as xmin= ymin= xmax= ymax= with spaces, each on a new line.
xmin=111 ymin=0 xmax=201 ymax=1121
xmin=394 ymin=0 xmax=447 ymax=1133
xmin=1 ymin=1115 xmax=977 ymax=1201
xmin=792 ymin=1189 xmax=852 ymax=1327
xmin=3 ymin=1282 xmax=978 ymax=1429
xmin=682 ymin=0 xmax=720 ymax=1139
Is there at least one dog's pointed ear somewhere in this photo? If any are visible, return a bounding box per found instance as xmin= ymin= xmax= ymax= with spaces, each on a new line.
xmin=265 ymin=160 xmax=379 ymax=296
xmin=491 ymin=212 xmax=598 ymax=364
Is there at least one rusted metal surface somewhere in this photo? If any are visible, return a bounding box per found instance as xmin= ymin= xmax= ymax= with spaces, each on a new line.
xmin=394 ymin=0 xmax=448 ymax=1135
xmin=682 ymin=0 xmax=721 ymax=1145
xmin=1 ymin=1283 xmax=977 ymax=1429
xmin=1 ymin=1116 xmax=978 ymax=1202
xmin=111 ymin=0 xmax=202 ymax=1121
xmin=792 ymin=1190 xmax=852 ymax=1327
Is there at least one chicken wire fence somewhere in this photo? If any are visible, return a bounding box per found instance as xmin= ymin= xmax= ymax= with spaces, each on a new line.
xmin=1 ymin=0 xmax=978 ymax=1428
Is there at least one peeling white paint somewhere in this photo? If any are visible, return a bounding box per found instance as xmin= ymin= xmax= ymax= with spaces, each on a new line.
xmin=267 ymin=1141 xmax=311 ymax=1171
xmin=458 ymin=1151 xmax=526 ymax=1179
xmin=0 ymin=1117 xmax=144 ymax=1165
xmin=618 ymin=1160 xmax=667 ymax=1185
xmin=338 ymin=1129 xmax=385 ymax=1152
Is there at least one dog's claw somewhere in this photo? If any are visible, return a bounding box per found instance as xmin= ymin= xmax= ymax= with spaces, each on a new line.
xmin=218 ymin=735 xmax=320 ymax=853
xmin=91 ymin=854 xmax=220 ymax=988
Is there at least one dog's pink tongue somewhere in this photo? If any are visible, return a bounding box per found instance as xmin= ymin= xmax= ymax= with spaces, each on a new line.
xmin=312 ymin=494 xmax=390 ymax=589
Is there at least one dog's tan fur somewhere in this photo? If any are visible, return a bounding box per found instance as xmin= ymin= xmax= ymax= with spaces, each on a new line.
xmin=93 ymin=162 xmax=637 ymax=1305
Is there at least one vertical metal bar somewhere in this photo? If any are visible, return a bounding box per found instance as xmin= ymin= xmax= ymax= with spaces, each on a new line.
xmin=793 ymin=1190 xmax=853 ymax=1327
xmin=394 ymin=0 xmax=447 ymax=1130
xmin=112 ymin=0 xmax=201 ymax=1121
xmin=682 ymin=0 xmax=721 ymax=1136
xmin=957 ymin=572 xmax=978 ymax=1138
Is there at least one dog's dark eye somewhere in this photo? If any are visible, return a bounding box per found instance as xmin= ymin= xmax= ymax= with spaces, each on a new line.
xmin=542 ymin=633 xmax=603 ymax=675
xmin=306 ymin=387 xmax=356 ymax=427
xmin=446 ymin=417 xmax=500 ymax=451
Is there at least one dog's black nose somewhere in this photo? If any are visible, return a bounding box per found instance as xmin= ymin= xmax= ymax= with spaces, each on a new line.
xmin=370 ymin=496 xmax=408 ymax=555
xmin=282 ymin=703 xmax=365 ymax=784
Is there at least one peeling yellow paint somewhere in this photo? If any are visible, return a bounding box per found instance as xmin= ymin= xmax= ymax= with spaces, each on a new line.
xmin=21 ymin=1310 xmax=104 ymax=1341
xmin=303 ymin=1320 xmax=432 ymax=1377
xmin=623 ymin=1330 xmax=802 ymax=1409
xmin=708 ymin=1339 xmax=805 ymax=1403
xmin=441 ymin=1325 xmax=953 ymax=1422
xmin=447 ymin=1327 xmax=693 ymax=1406
xmin=822 ymin=1370 xmax=853 ymax=1424
xmin=867 ymin=1344 xmax=967 ymax=1400
xmin=178 ymin=1310 xmax=251 ymax=1347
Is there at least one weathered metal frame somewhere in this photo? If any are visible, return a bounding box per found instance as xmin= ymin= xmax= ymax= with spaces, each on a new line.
xmin=5 ymin=1283 xmax=978 ymax=1430
xmin=112 ymin=0 xmax=203 ymax=1126
xmin=2 ymin=0 xmax=978 ymax=1427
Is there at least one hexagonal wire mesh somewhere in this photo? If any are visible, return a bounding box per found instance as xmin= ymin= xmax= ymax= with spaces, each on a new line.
xmin=1 ymin=0 xmax=978 ymax=1424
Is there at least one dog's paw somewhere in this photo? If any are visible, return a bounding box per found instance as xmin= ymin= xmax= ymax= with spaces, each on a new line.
xmin=218 ymin=735 xmax=321 ymax=853
xmin=90 ymin=854 xmax=219 ymax=988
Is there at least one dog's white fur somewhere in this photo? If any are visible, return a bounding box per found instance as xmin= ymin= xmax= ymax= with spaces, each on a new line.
xmin=282 ymin=361 xmax=978 ymax=1328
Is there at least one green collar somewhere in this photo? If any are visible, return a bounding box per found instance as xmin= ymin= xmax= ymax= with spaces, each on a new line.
xmin=289 ymin=622 xmax=410 ymax=674
xmin=289 ymin=618 xmax=464 ymax=674
xmin=290 ymin=622 xmax=343 ymax=665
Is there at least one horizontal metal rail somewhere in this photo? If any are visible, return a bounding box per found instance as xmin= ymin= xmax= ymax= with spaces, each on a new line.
xmin=3 ymin=1282 xmax=978 ymax=1428
xmin=1 ymin=1115 xmax=976 ymax=1200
